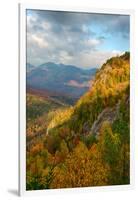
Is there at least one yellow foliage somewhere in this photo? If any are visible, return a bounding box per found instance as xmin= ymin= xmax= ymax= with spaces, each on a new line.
xmin=50 ymin=142 xmax=109 ymax=188
xmin=48 ymin=107 xmax=74 ymax=130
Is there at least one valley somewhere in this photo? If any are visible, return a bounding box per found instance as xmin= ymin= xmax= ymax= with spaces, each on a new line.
xmin=27 ymin=62 xmax=97 ymax=104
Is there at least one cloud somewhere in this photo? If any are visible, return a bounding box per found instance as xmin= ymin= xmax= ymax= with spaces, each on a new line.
xmin=84 ymin=38 xmax=103 ymax=47
xmin=26 ymin=10 xmax=129 ymax=68
xmin=29 ymin=34 xmax=49 ymax=48
xmin=62 ymin=49 xmax=123 ymax=68
xmin=104 ymin=15 xmax=130 ymax=39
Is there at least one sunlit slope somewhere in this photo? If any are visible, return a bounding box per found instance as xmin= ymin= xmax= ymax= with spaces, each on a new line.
xmin=48 ymin=52 xmax=130 ymax=137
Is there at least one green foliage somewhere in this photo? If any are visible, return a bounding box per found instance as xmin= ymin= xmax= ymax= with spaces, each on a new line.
xmin=80 ymin=134 xmax=97 ymax=149
xmin=99 ymin=121 xmax=121 ymax=166
xmin=98 ymin=111 xmax=130 ymax=185
xmin=44 ymin=131 xmax=61 ymax=154
xmin=112 ymin=94 xmax=130 ymax=142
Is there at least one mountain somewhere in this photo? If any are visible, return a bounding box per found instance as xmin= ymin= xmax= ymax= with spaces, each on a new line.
xmin=27 ymin=63 xmax=35 ymax=73
xmin=27 ymin=62 xmax=97 ymax=103
xmin=26 ymin=52 xmax=130 ymax=189
xmin=69 ymin=52 xmax=130 ymax=135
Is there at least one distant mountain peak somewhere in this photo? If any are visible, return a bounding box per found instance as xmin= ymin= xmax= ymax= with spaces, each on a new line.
xmin=27 ymin=61 xmax=97 ymax=101
xmin=26 ymin=63 xmax=36 ymax=73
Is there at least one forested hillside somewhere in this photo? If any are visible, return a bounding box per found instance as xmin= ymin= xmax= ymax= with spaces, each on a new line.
xmin=26 ymin=52 xmax=130 ymax=190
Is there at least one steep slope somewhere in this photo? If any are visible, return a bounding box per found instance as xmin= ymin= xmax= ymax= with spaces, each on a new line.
xmin=67 ymin=52 xmax=130 ymax=135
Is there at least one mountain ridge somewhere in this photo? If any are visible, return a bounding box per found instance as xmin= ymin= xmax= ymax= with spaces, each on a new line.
xmin=27 ymin=62 xmax=97 ymax=103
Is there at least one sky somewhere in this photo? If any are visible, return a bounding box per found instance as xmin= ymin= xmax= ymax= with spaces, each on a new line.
xmin=27 ymin=9 xmax=130 ymax=69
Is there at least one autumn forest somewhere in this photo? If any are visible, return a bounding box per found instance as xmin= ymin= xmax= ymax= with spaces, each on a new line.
xmin=26 ymin=52 xmax=130 ymax=190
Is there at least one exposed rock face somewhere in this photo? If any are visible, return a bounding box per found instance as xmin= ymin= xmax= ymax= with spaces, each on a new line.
xmin=90 ymin=103 xmax=120 ymax=137
xmin=82 ymin=122 xmax=91 ymax=135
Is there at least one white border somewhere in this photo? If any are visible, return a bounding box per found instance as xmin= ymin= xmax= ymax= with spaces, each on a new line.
xmin=19 ymin=3 xmax=135 ymax=196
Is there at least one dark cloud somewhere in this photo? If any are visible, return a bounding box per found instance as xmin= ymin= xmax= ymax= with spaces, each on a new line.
xmin=26 ymin=9 xmax=130 ymax=68
xmin=104 ymin=15 xmax=130 ymax=38
xmin=29 ymin=10 xmax=130 ymax=37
